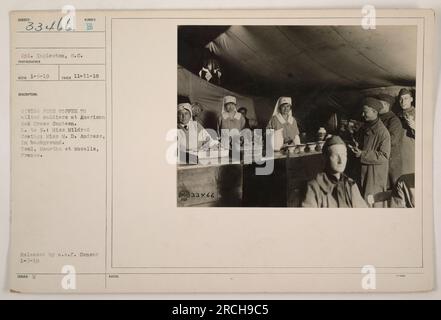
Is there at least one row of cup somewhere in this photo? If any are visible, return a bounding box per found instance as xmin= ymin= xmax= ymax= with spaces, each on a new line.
xmin=286 ymin=140 xmax=326 ymax=155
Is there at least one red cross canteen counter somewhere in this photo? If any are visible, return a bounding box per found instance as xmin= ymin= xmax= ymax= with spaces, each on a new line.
xmin=177 ymin=150 xmax=325 ymax=207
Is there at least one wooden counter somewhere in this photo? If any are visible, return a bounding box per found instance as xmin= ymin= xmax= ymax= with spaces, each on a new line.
xmin=177 ymin=151 xmax=325 ymax=207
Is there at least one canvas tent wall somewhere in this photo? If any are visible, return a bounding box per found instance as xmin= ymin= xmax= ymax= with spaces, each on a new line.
xmin=178 ymin=66 xmax=258 ymax=131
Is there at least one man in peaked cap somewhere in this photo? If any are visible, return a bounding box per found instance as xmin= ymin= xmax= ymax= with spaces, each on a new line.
xmin=301 ymin=135 xmax=367 ymax=208
xmin=397 ymin=88 xmax=415 ymax=138
xmin=376 ymin=93 xmax=404 ymax=186
xmin=348 ymin=97 xmax=391 ymax=207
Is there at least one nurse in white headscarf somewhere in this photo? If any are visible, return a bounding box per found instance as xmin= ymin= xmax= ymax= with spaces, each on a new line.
xmin=177 ymin=103 xmax=217 ymax=152
xmin=217 ymin=95 xmax=246 ymax=135
xmin=266 ymin=96 xmax=300 ymax=151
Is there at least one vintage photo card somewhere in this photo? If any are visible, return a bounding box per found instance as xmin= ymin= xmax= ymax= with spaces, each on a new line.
xmin=9 ymin=9 xmax=435 ymax=293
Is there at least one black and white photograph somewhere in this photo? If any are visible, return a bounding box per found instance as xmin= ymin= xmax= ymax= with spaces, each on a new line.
xmin=177 ymin=25 xmax=417 ymax=208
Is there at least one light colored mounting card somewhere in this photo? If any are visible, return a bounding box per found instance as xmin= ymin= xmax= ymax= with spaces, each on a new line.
xmin=9 ymin=9 xmax=435 ymax=293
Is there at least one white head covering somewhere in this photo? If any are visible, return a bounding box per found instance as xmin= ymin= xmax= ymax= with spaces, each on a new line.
xmin=178 ymin=103 xmax=193 ymax=117
xmin=221 ymin=95 xmax=241 ymax=120
xmin=272 ymin=96 xmax=294 ymax=125
xmin=177 ymin=103 xmax=197 ymax=151
xmin=177 ymin=103 xmax=193 ymax=126
xmin=177 ymin=103 xmax=218 ymax=152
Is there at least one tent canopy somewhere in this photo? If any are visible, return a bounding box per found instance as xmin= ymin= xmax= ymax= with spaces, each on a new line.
xmin=178 ymin=25 xmax=416 ymax=132
xmin=179 ymin=25 xmax=416 ymax=95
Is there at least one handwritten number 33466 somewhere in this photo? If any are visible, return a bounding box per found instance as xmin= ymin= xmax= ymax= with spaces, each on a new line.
xmin=25 ymin=17 xmax=74 ymax=32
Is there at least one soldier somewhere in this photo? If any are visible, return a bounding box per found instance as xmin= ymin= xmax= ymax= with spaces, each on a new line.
xmin=302 ymin=135 xmax=367 ymax=208
xmin=397 ymin=88 xmax=415 ymax=175
xmin=348 ymin=97 xmax=391 ymax=207
xmin=377 ymin=93 xmax=403 ymax=186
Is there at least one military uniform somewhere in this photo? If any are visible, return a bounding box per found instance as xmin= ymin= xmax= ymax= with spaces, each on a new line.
xmin=358 ymin=118 xmax=391 ymax=206
xmin=398 ymin=106 xmax=416 ymax=175
xmin=379 ymin=111 xmax=403 ymax=186
xmin=302 ymin=172 xmax=367 ymax=208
